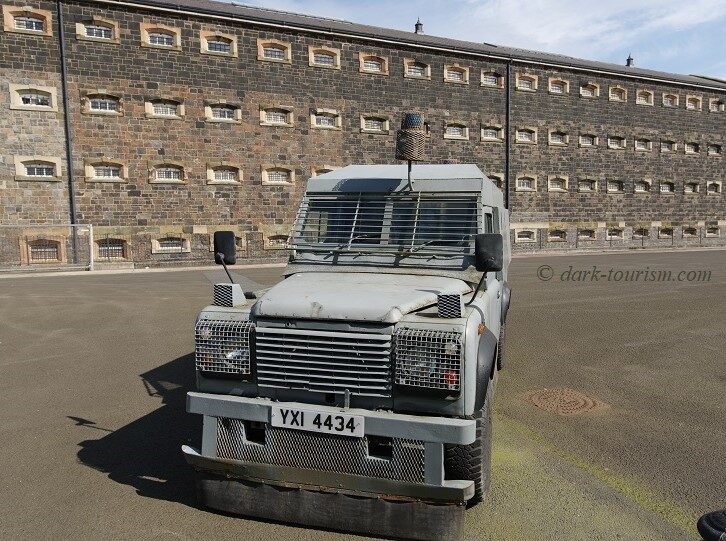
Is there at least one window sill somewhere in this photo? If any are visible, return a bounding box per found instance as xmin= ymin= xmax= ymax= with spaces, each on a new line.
xmin=5 ymin=28 xmax=52 ymax=37
xmin=359 ymin=69 xmax=389 ymax=76
xmin=206 ymin=118 xmax=241 ymax=124
xmin=607 ymin=191 xmax=625 ymax=194
xmin=404 ymin=74 xmax=431 ymax=80
xmin=309 ymin=63 xmax=341 ymax=70
xmin=515 ymin=188 xmax=536 ymax=193
xmin=548 ymin=188 xmax=568 ymax=193
xmin=202 ymin=50 xmax=237 ymax=58
xmin=360 ymin=129 xmax=389 ymax=135
xmin=15 ymin=175 xmax=61 ymax=182
xmin=480 ymin=83 xmax=503 ymax=89
xmin=262 ymin=181 xmax=293 ymax=186
xmin=443 ymin=135 xmax=469 ymax=141
xmin=86 ymin=177 xmax=126 ymax=183
xmin=76 ymin=35 xmax=120 ymax=44
xmin=141 ymin=42 xmax=182 ymax=52
xmin=149 ymin=180 xmax=185 ymax=185
xmin=145 ymin=114 xmax=184 ymax=120
xmin=444 ymin=79 xmax=469 ymax=85
xmin=634 ymin=148 xmax=652 ymax=152
xmin=482 ymin=138 xmax=504 ymax=143
xmin=260 ymin=122 xmax=293 ymax=128
xmin=83 ymin=110 xmax=123 ymax=116
xmin=207 ymin=180 xmax=240 ymax=185
xmin=548 ymin=91 xmax=568 ymax=96
xmin=9 ymin=104 xmax=58 ymax=112
xmin=312 ymin=125 xmax=342 ymax=131
xmin=548 ymin=142 xmax=568 ymax=147
xmin=515 ymin=140 xmax=537 ymax=145
xmin=258 ymin=57 xmax=291 ymax=64
xmin=515 ymin=87 xmax=536 ymax=92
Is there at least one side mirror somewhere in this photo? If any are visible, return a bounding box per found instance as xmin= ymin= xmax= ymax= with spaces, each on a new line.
xmin=213 ymin=231 xmax=236 ymax=265
xmin=474 ymin=233 xmax=503 ymax=272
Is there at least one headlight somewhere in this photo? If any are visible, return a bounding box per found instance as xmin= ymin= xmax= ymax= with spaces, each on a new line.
xmin=195 ymin=318 xmax=254 ymax=378
xmin=393 ymin=328 xmax=462 ymax=393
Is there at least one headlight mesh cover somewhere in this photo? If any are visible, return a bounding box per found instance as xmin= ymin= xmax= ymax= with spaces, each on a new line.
xmin=393 ymin=328 xmax=462 ymax=390
xmin=195 ymin=319 xmax=254 ymax=375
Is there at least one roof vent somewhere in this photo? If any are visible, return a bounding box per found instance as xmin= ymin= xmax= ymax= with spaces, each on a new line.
xmin=626 ymin=54 xmax=634 ymax=67
xmin=414 ymin=18 xmax=424 ymax=34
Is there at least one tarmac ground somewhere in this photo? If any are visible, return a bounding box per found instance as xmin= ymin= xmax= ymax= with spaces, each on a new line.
xmin=0 ymin=249 xmax=724 ymax=540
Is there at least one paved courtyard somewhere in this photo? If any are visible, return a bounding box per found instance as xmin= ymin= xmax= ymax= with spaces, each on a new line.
xmin=0 ymin=249 xmax=724 ymax=540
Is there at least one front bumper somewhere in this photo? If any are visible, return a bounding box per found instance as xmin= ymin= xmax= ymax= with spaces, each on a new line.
xmin=183 ymin=391 xmax=476 ymax=503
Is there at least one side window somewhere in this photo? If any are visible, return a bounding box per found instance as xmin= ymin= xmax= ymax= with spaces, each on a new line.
xmin=492 ymin=208 xmax=501 ymax=233
xmin=485 ymin=212 xmax=494 ymax=233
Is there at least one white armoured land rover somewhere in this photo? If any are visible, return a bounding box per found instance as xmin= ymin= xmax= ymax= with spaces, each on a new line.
xmin=182 ymin=163 xmax=512 ymax=541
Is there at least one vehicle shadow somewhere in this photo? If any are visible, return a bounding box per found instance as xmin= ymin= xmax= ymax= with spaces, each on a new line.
xmin=73 ymin=353 xmax=199 ymax=507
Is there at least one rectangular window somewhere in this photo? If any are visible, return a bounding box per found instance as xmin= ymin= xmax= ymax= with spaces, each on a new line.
xmin=517 ymin=178 xmax=533 ymax=190
xmin=155 ymin=168 xmax=182 ymax=181
xmin=15 ymin=16 xmax=44 ymax=32
xmin=581 ymin=86 xmax=594 ymax=97
xmin=481 ymin=73 xmax=498 ymax=86
xmin=94 ymin=165 xmax=121 ymax=178
xmin=29 ymin=241 xmax=59 ymax=262
xmin=608 ymin=137 xmax=625 ymax=149
xmin=482 ymin=128 xmax=500 ymax=140
xmin=207 ymin=39 xmax=231 ymax=54
xmin=265 ymin=110 xmax=289 ymax=124
xmin=518 ymin=78 xmax=534 ymax=90
xmin=517 ymin=130 xmax=535 ymax=142
xmin=148 ymin=32 xmax=174 ymax=47
xmin=635 ymin=139 xmax=649 ymax=150
xmin=549 ymin=81 xmax=565 ymax=94
xmin=314 ymin=52 xmax=335 ymax=66
xmin=550 ymin=132 xmax=565 ymax=144
xmin=363 ymin=59 xmax=382 ymax=72
xmin=152 ymin=102 xmax=178 ymax=116
xmin=85 ymin=24 xmax=113 ymax=39
xmin=446 ymin=125 xmax=465 ymax=137
xmin=157 ymin=238 xmax=184 ymax=252
xmin=364 ymin=118 xmax=385 ymax=131
xmin=98 ymin=239 xmax=125 ymax=259
xmin=211 ymin=106 xmax=235 ymax=119
xmin=20 ymin=92 xmax=51 ymax=107
xmin=263 ymin=46 xmax=286 ymax=59
xmin=407 ymin=63 xmax=426 ymax=77
xmin=315 ymin=115 xmax=336 ymax=127
xmin=214 ymin=169 xmax=238 ymax=182
xmin=267 ymin=170 xmax=290 ymax=183
xmin=26 ymin=164 xmax=55 ymax=177
xmin=580 ymin=135 xmax=596 ymax=146
xmin=446 ymin=69 xmax=464 ymax=82
xmin=90 ymin=98 xmax=118 ymax=112
xmin=685 ymin=142 xmax=699 ymax=154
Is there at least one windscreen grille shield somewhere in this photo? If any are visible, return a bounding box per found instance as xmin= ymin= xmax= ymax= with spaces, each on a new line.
xmin=393 ymin=328 xmax=463 ymax=391
xmin=255 ymin=327 xmax=393 ymax=397
xmin=195 ymin=319 xmax=254 ymax=376
xmin=292 ymin=192 xmax=480 ymax=257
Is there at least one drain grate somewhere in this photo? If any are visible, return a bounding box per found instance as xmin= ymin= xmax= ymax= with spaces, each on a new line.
xmin=524 ymin=388 xmax=606 ymax=416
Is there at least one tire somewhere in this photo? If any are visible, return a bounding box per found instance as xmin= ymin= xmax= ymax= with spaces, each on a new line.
xmin=444 ymin=382 xmax=493 ymax=507
xmin=496 ymin=324 xmax=506 ymax=371
xmin=697 ymin=510 xmax=726 ymax=541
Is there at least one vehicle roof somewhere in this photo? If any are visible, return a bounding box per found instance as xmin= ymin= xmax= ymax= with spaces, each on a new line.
xmin=307 ymin=164 xmax=494 ymax=194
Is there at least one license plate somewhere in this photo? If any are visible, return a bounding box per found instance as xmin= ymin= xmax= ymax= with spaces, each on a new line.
xmin=270 ymin=406 xmax=364 ymax=437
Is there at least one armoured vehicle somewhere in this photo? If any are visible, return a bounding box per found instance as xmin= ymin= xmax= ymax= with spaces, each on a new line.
xmin=182 ymin=160 xmax=512 ymax=540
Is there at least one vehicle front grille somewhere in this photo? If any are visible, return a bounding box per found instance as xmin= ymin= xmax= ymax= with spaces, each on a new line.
xmin=216 ymin=417 xmax=426 ymax=483
xmin=255 ymin=327 xmax=393 ymax=397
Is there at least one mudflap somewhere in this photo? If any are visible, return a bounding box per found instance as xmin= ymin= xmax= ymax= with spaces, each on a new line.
xmin=195 ymin=471 xmax=466 ymax=541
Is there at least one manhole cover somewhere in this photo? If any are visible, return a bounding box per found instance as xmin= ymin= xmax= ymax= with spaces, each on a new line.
xmin=524 ymin=388 xmax=607 ymax=416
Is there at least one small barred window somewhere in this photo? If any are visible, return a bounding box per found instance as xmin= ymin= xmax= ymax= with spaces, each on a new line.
xmin=207 ymin=38 xmax=232 ymax=54
xmin=25 ymin=162 xmax=55 ymax=177
xmin=14 ymin=15 xmax=45 ymax=32
xmin=263 ymin=45 xmax=286 ymax=60
xmin=517 ymin=230 xmax=535 ymax=241
xmin=662 ymin=94 xmax=678 ymax=107
xmin=407 ymin=62 xmax=427 ymax=77
xmin=684 ymin=182 xmax=698 ymax=194
xmin=634 ymin=181 xmax=649 ymax=193
xmin=363 ymin=57 xmax=384 ymax=72
xmin=211 ymin=105 xmax=236 ymax=120
xmin=363 ymin=117 xmax=386 ymax=132
xmin=660 ymin=182 xmax=675 ymax=193
xmin=152 ymin=101 xmax=179 ymax=116
xmin=579 ymin=134 xmax=596 ymax=147
xmin=548 ymin=177 xmax=567 ymax=191
xmin=517 ymin=129 xmax=536 ymax=143
xmin=607 ymin=181 xmax=624 ymax=193
xmin=707 ymin=144 xmax=722 ymax=156
xmin=481 ymin=127 xmax=501 ymax=141
xmin=661 ymin=140 xmax=675 ymax=153
xmin=578 ymin=180 xmax=596 ymax=192
xmin=265 ymin=109 xmax=289 ymax=124
xmin=313 ymin=52 xmax=335 ymax=66
xmin=608 ymin=136 xmax=626 ymax=149
xmin=517 ymin=177 xmax=535 ymax=190
xmin=446 ymin=67 xmax=466 ymax=82
xmin=445 ymin=124 xmax=467 ymax=138
xmin=93 ymin=165 xmax=121 ymax=179
xmin=148 ymin=31 xmax=175 ymax=47
xmin=213 ymin=167 xmax=238 ymax=183
xmin=265 ymin=169 xmax=291 ymax=184
xmin=89 ymin=96 xmax=119 ymax=112
xmin=634 ymin=138 xmax=651 ymax=151
xmin=154 ymin=166 xmax=183 ymax=182
xmin=20 ymin=91 xmax=51 ymax=107
xmin=517 ymin=76 xmax=535 ymax=90
xmin=707 ymin=182 xmax=721 ymax=193
xmin=578 ymin=229 xmax=596 ymax=240
xmin=685 ymin=142 xmax=699 ymax=154
xmin=85 ymin=24 xmax=113 ymax=39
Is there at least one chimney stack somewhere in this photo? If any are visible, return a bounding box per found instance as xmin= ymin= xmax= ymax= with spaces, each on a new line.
xmin=626 ymin=54 xmax=634 ymax=67
xmin=414 ymin=18 xmax=423 ymax=34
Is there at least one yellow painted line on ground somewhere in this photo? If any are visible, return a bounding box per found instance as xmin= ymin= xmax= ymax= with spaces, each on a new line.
xmin=498 ymin=412 xmax=699 ymax=540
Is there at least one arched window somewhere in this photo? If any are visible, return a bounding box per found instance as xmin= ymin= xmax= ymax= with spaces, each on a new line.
xmin=636 ymin=90 xmax=653 ymax=105
xmin=516 ymin=176 xmax=536 ymax=191
xmin=684 ymin=182 xmax=699 ymax=194
xmin=147 ymin=29 xmax=176 ymax=47
xmin=659 ymin=227 xmax=674 ymax=238
xmin=14 ymin=14 xmax=46 ymax=32
xmin=607 ymin=180 xmax=624 ymax=193
xmin=633 ymin=228 xmax=649 ymax=238
xmin=548 ymin=177 xmax=567 ymax=191
xmin=359 ymin=54 xmax=388 ymax=74
xmin=262 ymin=167 xmax=294 ymax=185
xmin=516 ymin=74 xmax=537 ymax=91
xmin=444 ymin=123 xmax=468 ymax=140
xmin=660 ymin=182 xmax=675 ymax=194
xmin=578 ymin=179 xmax=596 ymax=192
xmin=445 ymin=65 xmax=468 ymax=83
xmin=204 ymin=35 xmax=234 ymax=55
xmin=682 ymin=227 xmax=698 ymax=238
xmin=634 ymin=181 xmax=650 ymax=193
xmin=152 ymin=165 xmax=184 ymax=183
xmin=609 ymin=86 xmax=627 ymax=101
xmin=309 ymin=47 xmax=340 ymax=69
xmin=580 ymin=83 xmax=599 ymax=98
xmin=578 ymin=229 xmax=596 ymax=240
xmin=516 ymin=230 xmax=535 ymax=242
xmin=662 ymin=93 xmax=679 ymax=107
xmin=548 ymin=230 xmax=566 ymax=241
xmin=88 ymin=95 xmax=119 ymax=113
xmin=607 ymin=228 xmax=623 ymax=240
xmin=481 ymin=70 xmax=503 ymax=88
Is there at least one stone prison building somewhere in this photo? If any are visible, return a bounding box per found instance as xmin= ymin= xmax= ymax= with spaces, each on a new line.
xmin=1 ymin=0 xmax=724 ymax=267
